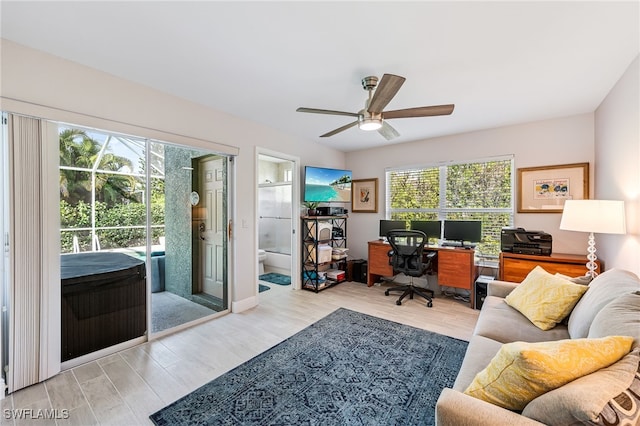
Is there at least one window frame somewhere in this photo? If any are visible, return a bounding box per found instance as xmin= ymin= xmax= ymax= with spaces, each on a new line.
xmin=385 ymin=155 xmax=515 ymax=259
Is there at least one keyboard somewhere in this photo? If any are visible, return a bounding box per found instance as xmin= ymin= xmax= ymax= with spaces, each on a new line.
xmin=441 ymin=241 xmax=462 ymax=247
xmin=441 ymin=241 xmax=476 ymax=249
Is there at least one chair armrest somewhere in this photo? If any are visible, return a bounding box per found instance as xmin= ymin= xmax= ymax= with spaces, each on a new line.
xmin=487 ymin=280 xmax=519 ymax=298
xmin=435 ymin=388 xmax=544 ymax=426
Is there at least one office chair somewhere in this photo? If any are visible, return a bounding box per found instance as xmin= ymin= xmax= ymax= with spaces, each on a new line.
xmin=384 ymin=229 xmax=436 ymax=307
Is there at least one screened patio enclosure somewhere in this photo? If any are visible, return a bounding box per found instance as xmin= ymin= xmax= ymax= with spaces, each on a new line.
xmin=59 ymin=125 xmax=229 ymax=357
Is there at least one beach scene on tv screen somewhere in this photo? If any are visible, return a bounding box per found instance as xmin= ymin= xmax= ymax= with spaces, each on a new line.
xmin=305 ymin=168 xmax=352 ymax=202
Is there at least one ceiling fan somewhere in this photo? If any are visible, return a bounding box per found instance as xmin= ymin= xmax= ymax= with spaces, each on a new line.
xmin=296 ymin=74 xmax=455 ymax=140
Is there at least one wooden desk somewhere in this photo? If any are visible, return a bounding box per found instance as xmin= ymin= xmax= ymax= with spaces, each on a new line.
xmin=367 ymin=240 xmax=476 ymax=307
xmin=499 ymin=252 xmax=603 ymax=282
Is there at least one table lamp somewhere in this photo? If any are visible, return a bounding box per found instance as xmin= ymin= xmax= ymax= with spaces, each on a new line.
xmin=559 ymin=200 xmax=626 ymax=278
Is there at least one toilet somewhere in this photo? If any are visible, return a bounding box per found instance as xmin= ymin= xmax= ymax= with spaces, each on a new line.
xmin=258 ymin=249 xmax=267 ymax=275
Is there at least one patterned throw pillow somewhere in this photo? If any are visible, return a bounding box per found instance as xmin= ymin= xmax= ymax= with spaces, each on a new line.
xmin=505 ymin=266 xmax=588 ymax=330
xmin=464 ymin=335 xmax=633 ymax=411
xmin=597 ymin=358 xmax=640 ymax=426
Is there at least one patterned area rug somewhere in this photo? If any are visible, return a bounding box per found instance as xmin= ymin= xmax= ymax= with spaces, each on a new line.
xmin=150 ymin=308 xmax=468 ymax=425
xmin=259 ymin=272 xmax=291 ymax=285
xmin=258 ymin=283 xmax=270 ymax=293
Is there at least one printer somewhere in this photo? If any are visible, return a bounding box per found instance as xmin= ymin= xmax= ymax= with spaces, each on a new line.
xmin=501 ymin=227 xmax=552 ymax=256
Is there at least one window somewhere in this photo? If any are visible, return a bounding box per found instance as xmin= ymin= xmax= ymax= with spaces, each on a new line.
xmin=386 ymin=156 xmax=513 ymax=258
xmin=59 ymin=126 xmax=165 ymax=253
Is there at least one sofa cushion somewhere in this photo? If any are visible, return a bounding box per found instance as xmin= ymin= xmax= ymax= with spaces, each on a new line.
xmin=452 ymin=335 xmax=504 ymax=392
xmin=504 ymin=266 xmax=588 ymax=331
xmin=588 ymin=291 xmax=640 ymax=348
xmin=522 ymin=347 xmax=640 ymax=425
xmin=474 ymin=296 xmax=570 ymax=344
xmin=463 ymin=335 xmax=633 ymax=411
xmin=568 ymin=269 xmax=640 ymax=339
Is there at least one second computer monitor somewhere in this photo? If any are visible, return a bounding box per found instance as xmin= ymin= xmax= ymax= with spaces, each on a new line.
xmin=379 ymin=219 xmax=407 ymax=239
xmin=410 ymin=220 xmax=442 ymax=241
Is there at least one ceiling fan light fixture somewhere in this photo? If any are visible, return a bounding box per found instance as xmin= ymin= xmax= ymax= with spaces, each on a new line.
xmin=358 ymin=117 xmax=382 ymax=131
xmin=296 ymin=73 xmax=454 ymax=140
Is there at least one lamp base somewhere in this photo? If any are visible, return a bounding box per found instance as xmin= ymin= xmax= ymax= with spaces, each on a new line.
xmin=586 ymin=232 xmax=598 ymax=279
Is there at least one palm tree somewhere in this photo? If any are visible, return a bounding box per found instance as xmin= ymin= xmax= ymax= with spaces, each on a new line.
xmin=59 ymin=128 xmax=136 ymax=206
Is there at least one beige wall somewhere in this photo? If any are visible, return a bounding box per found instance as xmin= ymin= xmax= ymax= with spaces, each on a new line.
xmin=0 ymin=39 xmax=346 ymax=304
xmin=2 ymin=38 xmax=637 ymax=307
xmin=345 ymin=113 xmax=596 ymax=261
xmin=594 ymin=55 xmax=640 ymax=277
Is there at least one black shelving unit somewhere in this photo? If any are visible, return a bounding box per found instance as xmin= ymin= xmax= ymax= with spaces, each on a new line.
xmin=301 ymin=215 xmax=348 ymax=292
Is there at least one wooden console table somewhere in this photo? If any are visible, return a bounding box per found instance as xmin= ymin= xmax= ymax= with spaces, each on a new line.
xmin=499 ymin=252 xmax=603 ymax=282
xmin=367 ymin=240 xmax=476 ymax=308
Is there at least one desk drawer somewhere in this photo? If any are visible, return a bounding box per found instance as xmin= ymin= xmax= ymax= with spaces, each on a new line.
xmin=437 ymin=250 xmax=474 ymax=290
xmin=369 ymin=245 xmax=393 ymax=276
xmin=501 ymin=257 xmax=597 ymax=282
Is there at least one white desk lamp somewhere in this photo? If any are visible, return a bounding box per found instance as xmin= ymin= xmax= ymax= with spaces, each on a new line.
xmin=559 ymin=200 xmax=626 ymax=278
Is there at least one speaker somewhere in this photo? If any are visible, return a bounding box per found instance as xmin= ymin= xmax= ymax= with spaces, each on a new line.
xmin=474 ymin=275 xmax=494 ymax=310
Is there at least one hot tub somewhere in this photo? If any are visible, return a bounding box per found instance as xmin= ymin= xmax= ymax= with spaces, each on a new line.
xmin=61 ymin=252 xmax=146 ymax=361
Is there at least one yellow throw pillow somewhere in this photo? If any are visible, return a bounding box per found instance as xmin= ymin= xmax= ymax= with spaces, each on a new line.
xmin=464 ymin=335 xmax=634 ymax=411
xmin=505 ymin=265 xmax=588 ymax=330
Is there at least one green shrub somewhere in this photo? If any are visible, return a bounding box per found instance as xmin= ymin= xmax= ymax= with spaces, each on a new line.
xmin=61 ymin=200 xmax=165 ymax=252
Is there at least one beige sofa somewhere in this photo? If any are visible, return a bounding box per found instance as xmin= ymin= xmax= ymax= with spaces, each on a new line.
xmin=435 ymin=268 xmax=640 ymax=425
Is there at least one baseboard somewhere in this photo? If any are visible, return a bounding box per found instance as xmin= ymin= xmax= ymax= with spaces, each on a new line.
xmin=232 ymin=295 xmax=258 ymax=313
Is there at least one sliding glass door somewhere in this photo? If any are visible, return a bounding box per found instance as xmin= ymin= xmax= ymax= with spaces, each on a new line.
xmin=58 ymin=124 xmax=230 ymax=363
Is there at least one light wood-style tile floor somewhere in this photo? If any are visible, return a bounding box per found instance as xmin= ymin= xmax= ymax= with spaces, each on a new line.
xmin=2 ymin=281 xmax=479 ymax=425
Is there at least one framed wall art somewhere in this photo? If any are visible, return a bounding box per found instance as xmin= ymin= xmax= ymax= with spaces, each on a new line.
xmin=517 ymin=162 xmax=589 ymax=213
xmin=351 ymin=178 xmax=378 ymax=213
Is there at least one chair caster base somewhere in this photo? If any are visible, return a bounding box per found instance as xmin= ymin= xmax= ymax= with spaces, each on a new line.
xmin=396 ymin=300 xmax=402 ymax=305
xmin=427 ymin=301 xmax=433 ymax=308
xmin=385 ymin=290 xmax=390 ymax=296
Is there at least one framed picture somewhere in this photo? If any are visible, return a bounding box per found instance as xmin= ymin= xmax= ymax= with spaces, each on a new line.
xmin=517 ymin=162 xmax=589 ymax=213
xmin=351 ymin=178 xmax=378 ymax=213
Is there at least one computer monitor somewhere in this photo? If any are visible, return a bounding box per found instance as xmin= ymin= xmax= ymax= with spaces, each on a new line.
xmin=410 ymin=220 xmax=442 ymax=242
xmin=443 ymin=220 xmax=482 ymax=247
xmin=379 ymin=220 xmax=406 ymax=239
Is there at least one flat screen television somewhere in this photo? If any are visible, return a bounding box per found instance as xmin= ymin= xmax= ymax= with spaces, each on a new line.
xmin=303 ymin=166 xmax=352 ymax=203
xmin=443 ymin=220 xmax=482 ymax=247
xmin=379 ymin=219 xmax=407 ymax=239
xmin=411 ymin=220 xmax=442 ymax=241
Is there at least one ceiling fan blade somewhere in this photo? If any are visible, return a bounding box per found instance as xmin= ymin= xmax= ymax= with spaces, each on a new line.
xmin=320 ymin=121 xmax=359 ymax=138
xmin=297 ymin=107 xmax=360 ymax=117
xmin=383 ymin=104 xmax=455 ymax=119
xmin=378 ymin=121 xmax=400 ymax=141
xmin=367 ymin=74 xmax=406 ymax=114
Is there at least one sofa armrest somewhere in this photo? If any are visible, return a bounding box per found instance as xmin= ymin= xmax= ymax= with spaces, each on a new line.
xmin=435 ymin=388 xmax=544 ymax=426
xmin=487 ymin=280 xmax=519 ymax=298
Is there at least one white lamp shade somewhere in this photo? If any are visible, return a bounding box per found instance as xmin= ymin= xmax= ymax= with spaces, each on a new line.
xmin=560 ymin=200 xmax=626 ymax=234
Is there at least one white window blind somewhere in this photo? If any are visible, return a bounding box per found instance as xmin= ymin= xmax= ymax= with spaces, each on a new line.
xmin=386 ymin=156 xmax=514 ymax=258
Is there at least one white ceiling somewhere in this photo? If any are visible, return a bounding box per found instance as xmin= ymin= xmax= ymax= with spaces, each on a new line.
xmin=1 ymin=1 xmax=638 ymax=152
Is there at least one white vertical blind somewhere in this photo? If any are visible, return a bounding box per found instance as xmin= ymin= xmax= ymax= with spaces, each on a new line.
xmin=7 ymin=114 xmax=43 ymax=392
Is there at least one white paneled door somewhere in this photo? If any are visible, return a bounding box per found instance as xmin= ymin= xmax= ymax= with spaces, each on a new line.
xmin=199 ymin=157 xmax=225 ymax=298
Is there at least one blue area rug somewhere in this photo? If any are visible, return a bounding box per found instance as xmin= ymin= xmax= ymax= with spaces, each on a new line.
xmin=259 ymin=272 xmax=291 ymax=285
xmin=149 ymin=308 xmax=468 ymax=425
xmin=258 ymin=283 xmax=270 ymax=293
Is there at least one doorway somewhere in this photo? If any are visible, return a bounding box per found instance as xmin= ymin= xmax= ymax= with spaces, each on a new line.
xmin=55 ymin=125 xmax=231 ymax=356
xmin=192 ymin=155 xmax=228 ymax=309
xmin=256 ymin=151 xmax=300 ymax=290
